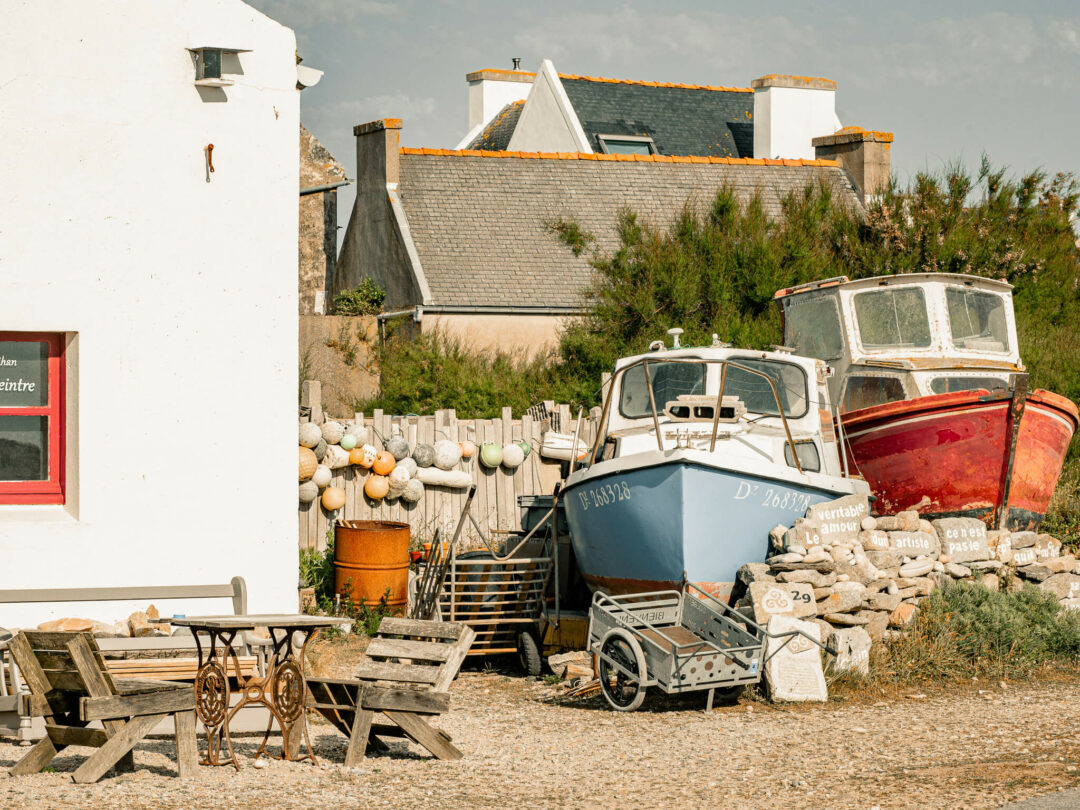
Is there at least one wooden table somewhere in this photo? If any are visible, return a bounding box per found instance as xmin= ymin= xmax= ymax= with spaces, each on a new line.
xmin=169 ymin=614 xmax=349 ymax=769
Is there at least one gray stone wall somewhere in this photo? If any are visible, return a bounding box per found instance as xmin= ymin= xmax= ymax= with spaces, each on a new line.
xmin=299 ymin=125 xmax=347 ymax=314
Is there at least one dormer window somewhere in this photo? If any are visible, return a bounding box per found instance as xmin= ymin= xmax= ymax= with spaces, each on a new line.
xmin=597 ymin=134 xmax=657 ymax=156
xmin=189 ymin=47 xmax=250 ymax=87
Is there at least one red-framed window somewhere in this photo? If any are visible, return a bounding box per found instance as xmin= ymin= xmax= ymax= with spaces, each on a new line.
xmin=0 ymin=332 xmax=65 ymax=504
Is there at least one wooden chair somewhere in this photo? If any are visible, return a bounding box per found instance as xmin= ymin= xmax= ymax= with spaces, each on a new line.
xmin=6 ymin=631 xmax=197 ymax=783
xmin=307 ymin=617 xmax=475 ymax=764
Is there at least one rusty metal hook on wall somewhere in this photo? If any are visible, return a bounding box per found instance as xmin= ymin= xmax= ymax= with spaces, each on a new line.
xmin=205 ymin=143 xmax=214 ymax=182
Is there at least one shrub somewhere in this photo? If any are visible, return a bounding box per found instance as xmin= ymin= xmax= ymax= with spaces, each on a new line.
xmin=872 ymin=580 xmax=1080 ymax=683
xmin=333 ymin=278 xmax=386 ymax=316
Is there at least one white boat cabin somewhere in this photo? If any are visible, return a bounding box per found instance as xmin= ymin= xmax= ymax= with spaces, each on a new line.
xmin=596 ymin=338 xmax=849 ymax=479
xmin=774 ymin=273 xmax=1022 ymax=413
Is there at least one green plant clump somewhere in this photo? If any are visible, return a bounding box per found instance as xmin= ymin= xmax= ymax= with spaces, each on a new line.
xmin=333 ymin=278 xmax=386 ymax=316
xmin=873 ymin=580 xmax=1080 ymax=683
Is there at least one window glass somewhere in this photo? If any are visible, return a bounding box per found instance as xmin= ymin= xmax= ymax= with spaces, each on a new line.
xmin=0 ymin=415 xmax=48 ymax=481
xmin=946 ymin=288 xmax=1010 ymax=353
xmin=783 ymin=295 xmax=845 ymax=360
xmin=929 ymin=376 xmax=1010 ymax=395
xmin=722 ymin=359 xmax=808 ymax=418
xmin=619 ymin=362 xmax=706 ymax=418
xmin=784 ymin=441 xmax=821 ymax=472
xmin=0 ymin=341 xmax=48 ymax=407
xmin=842 ymin=376 xmax=907 ymax=412
xmin=599 ymin=137 xmax=654 ymax=156
xmin=854 ymin=288 xmax=932 ymax=350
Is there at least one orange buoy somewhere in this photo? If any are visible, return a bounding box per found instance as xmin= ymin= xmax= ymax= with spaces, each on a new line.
xmin=372 ymin=450 xmax=395 ymax=475
xmin=364 ymin=473 xmax=390 ymax=500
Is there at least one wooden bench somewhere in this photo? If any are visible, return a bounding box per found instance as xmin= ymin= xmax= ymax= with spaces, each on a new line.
xmin=0 ymin=577 xmax=266 ymax=743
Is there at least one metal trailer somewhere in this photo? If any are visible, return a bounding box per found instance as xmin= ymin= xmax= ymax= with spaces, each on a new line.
xmin=587 ymin=583 xmax=830 ymax=711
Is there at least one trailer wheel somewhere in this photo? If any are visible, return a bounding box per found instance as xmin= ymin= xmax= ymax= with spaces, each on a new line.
xmin=517 ymin=631 xmax=542 ymax=677
xmin=597 ymin=628 xmax=647 ymax=712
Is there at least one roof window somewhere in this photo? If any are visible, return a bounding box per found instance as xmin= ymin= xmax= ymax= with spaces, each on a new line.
xmin=596 ymin=134 xmax=657 ymax=156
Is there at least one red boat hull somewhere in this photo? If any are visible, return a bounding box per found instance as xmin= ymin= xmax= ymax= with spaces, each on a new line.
xmin=840 ymin=389 xmax=1078 ymax=531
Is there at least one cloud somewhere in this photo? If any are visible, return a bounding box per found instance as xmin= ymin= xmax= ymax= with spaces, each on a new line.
xmin=250 ymin=0 xmax=401 ymax=29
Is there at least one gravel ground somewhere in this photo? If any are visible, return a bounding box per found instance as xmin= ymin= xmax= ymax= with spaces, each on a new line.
xmin=3 ymin=672 xmax=1080 ymax=809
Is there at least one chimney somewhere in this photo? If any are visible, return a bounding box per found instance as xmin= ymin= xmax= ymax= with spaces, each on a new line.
xmin=813 ymin=127 xmax=893 ymax=203
xmin=465 ymin=67 xmax=534 ymax=133
xmin=751 ymin=74 xmax=840 ymax=160
xmin=353 ymin=117 xmax=401 ymax=188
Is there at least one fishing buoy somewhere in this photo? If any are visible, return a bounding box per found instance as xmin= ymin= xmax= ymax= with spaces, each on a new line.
xmin=412 ymin=443 xmax=435 ymax=468
xmin=396 ymin=457 xmax=418 ymax=478
xmin=518 ymin=439 xmax=532 ymax=458
xmin=501 ymin=442 xmax=525 ymax=469
xmin=364 ymin=474 xmax=390 ymax=500
xmin=372 ymin=450 xmax=396 ymax=475
xmin=479 ymin=441 xmax=502 ymax=469
xmin=323 ymin=444 xmax=351 ymax=470
xmin=459 ymin=440 xmax=477 ymax=459
xmin=349 ymin=447 xmax=367 ymax=465
xmin=299 ymin=447 xmax=317 ymax=481
xmin=298 ymin=480 xmax=319 ymax=504
xmin=321 ymin=421 xmax=345 ymax=445
xmin=385 ymin=435 xmax=410 ymax=461
xmin=433 ymin=439 xmax=461 ymax=470
xmin=339 ymin=433 xmax=357 ymax=451
xmin=299 ymin=423 xmax=322 ymax=448
xmin=401 ymin=478 xmax=424 ymax=503
xmin=313 ymin=438 xmax=328 ymax=462
xmin=357 ymin=444 xmax=378 ymax=469
xmin=415 ymin=467 xmax=472 ymax=488
xmin=321 ymin=486 xmax=346 ymax=511
xmin=311 ymin=465 xmax=332 ymax=488
xmin=389 ymin=465 xmax=410 ymax=488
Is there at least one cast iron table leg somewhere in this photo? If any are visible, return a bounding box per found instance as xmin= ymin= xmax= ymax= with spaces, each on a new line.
xmin=193 ymin=628 xmax=241 ymax=770
xmin=254 ymin=625 xmax=320 ymax=764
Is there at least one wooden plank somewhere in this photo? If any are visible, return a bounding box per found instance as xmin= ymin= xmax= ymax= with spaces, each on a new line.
xmin=434 ymin=625 xmax=475 ymax=692
xmin=72 ymin=712 xmax=165 ymax=784
xmin=365 ymin=638 xmax=452 ymax=663
xmin=511 ymin=417 xmax=525 ymax=531
xmin=44 ymin=669 xmax=86 ymax=692
xmin=378 ymin=616 xmax=463 ymax=640
xmin=421 ymin=416 xmax=436 ymax=535
xmin=173 ymin=710 xmax=198 ymax=778
xmin=7 ymin=584 xmax=234 ymax=606
xmin=482 ymin=419 xmax=498 ymax=540
xmin=8 ymin=737 xmax=60 ymax=776
xmin=81 ymin=688 xmax=194 ymax=722
xmin=46 ymin=724 xmax=108 ymax=748
xmin=8 ymin=633 xmax=56 ymax=700
xmin=353 ymin=661 xmax=440 ymax=685
xmin=470 ymin=419 xmax=488 ymax=548
xmin=345 ymin=703 xmax=375 ymax=768
xmin=360 ymin=686 xmax=449 ymax=714
xmin=437 ymin=409 xmax=452 ymax=542
xmin=499 ymin=407 xmax=514 ymax=532
xmin=383 ymin=710 xmax=462 ymax=760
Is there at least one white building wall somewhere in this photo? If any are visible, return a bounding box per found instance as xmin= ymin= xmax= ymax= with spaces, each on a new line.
xmin=0 ymin=0 xmax=299 ymax=626
xmin=753 ymin=86 xmax=840 ymax=160
xmin=507 ymin=60 xmax=592 ymax=154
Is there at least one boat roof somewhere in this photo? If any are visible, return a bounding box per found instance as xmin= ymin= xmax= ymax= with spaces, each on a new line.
xmin=774 ymin=272 xmax=1013 ymax=300
xmin=612 ymin=345 xmax=818 ymax=373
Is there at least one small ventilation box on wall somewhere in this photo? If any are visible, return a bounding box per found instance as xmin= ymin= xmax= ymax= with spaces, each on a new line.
xmin=189 ymin=47 xmax=249 ymax=87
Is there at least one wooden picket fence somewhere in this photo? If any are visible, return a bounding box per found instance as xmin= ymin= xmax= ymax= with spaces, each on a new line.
xmin=299 ymin=400 xmax=601 ymax=551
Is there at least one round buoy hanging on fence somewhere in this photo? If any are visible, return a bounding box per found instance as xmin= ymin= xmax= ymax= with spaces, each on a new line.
xmin=396 ymin=457 xmax=418 ymax=478
xmin=479 ymin=442 xmax=503 ymax=469
xmin=299 ymin=423 xmax=322 ymax=448
xmin=348 ymin=447 xmax=367 ymax=465
xmin=501 ymin=443 xmax=525 ymax=469
xmin=321 ymin=486 xmax=346 ymax=511
xmin=386 ymin=436 xmax=410 ymax=461
xmin=313 ymin=438 xmax=328 ymax=462
xmin=372 ymin=450 xmax=396 ymax=475
xmin=299 ymin=480 xmax=319 ymax=503
xmin=433 ymin=439 xmax=461 ymax=470
xmin=401 ymin=478 xmax=424 ymax=503
xmin=299 ymin=447 xmax=318 ymax=481
xmin=459 ymin=440 xmax=477 ymax=459
xmin=364 ymin=474 xmax=390 ymax=500
xmin=412 ymin=443 xmax=435 ymax=468
xmin=339 ymin=433 xmax=357 ymax=451
xmin=323 ymin=444 xmax=351 ymax=470
xmin=389 ymin=465 xmax=410 ymax=488
xmin=321 ymin=421 xmax=345 ymax=445
xmin=312 ymin=464 xmax=332 ymax=488
xmin=357 ymin=444 xmax=378 ymax=469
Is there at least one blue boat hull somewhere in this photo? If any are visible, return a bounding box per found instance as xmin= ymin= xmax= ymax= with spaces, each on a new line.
xmin=563 ymin=459 xmax=849 ymax=599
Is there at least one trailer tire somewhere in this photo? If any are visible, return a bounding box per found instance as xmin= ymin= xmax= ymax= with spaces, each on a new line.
xmin=517 ymin=631 xmax=543 ymax=677
xmin=597 ymin=628 xmax=647 ymax=712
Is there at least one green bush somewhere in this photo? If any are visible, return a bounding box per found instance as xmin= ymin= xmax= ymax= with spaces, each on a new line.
xmin=873 ymin=580 xmax=1080 ymax=682
xmin=333 ymin=278 xmax=386 ymax=316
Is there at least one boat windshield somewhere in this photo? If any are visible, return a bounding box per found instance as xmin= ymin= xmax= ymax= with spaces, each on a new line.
xmin=722 ymin=359 xmax=808 ymax=418
xmin=928 ymin=376 xmax=1010 ymax=395
xmin=619 ymin=361 xmax=706 ymax=418
xmin=854 ymin=287 xmax=932 ymax=351
xmin=946 ymin=287 xmax=1010 ymax=353
xmin=783 ymin=294 xmax=845 ymax=360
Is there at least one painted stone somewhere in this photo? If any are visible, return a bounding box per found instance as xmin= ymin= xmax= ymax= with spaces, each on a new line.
xmin=887 ymin=531 xmax=941 ymax=557
xmin=931 ymin=518 xmax=990 ymax=564
xmin=859 ymin=530 xmax=890 ymax=551
xmin=763 ymin=615 xmax=827 ymax=702
xmin=803 ymin=494 xmax=869 ymax=545
xmin=826 ymin=627 xmax=871 ymax=675
xmin=1039 ymin=573 xmax=1080 ymax=602
xmin=749 ymin=581 xmax=795 ymax=624
xmin=1036 ymin=534 xmax=1062 ymax=560
xmin=1011 ymin=547 xmax=1038 ymax=567
xmin=786 ymin=582 xmax=817 ymax=619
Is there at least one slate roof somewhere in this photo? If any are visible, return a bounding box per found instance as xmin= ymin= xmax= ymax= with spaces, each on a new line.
xmin=466 ymin=100 xmax=525 ymax=151
xmin=560 ymin=78 xmax=754 ymax=158
xmin=397 ymin=150 xmax=861 ymax=309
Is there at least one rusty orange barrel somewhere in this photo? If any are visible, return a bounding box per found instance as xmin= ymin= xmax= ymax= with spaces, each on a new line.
xmin=333 ymin=520 xmax=410 ymax=611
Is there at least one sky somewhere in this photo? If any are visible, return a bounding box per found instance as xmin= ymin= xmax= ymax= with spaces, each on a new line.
xmin=249 ymin=0 xmax=1080 ymax=231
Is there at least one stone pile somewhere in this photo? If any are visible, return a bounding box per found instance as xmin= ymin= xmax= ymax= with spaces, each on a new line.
xmin=33 ymin=604 xmax=172 ymax=638
xmin=735 ymin=494 xmax=1077 ymax=681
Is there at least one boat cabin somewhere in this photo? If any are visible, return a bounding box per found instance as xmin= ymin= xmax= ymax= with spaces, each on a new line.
xmin=595 ymin=339 xmax=849 ymax=478
xmin=774 ymin=273 xmax=1023 ymax=413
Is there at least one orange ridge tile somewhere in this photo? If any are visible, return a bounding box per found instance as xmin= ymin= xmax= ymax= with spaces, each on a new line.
xmin=398 ymin=148 xmax=842 ymax=169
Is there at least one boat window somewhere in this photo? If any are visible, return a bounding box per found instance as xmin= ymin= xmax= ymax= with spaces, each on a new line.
xmin=782 ymin=295 xmax=845 ymax=360
xmin=928 ymin=376 xmax=1009 ymax=395
xmin=618 ymin=361 xmax=706 ymax=419
xmin=853 ymin=288 xmax=932 ymax=350
xmin=842 ymin=375 xmax=907 ymax=412
xmin=784 ymin=440 xmax=821 ymax=472
xmin=721 ymin=359 xmax=808 ymax=418
xmin=946 ymin=287 xmax=1010 ymax=353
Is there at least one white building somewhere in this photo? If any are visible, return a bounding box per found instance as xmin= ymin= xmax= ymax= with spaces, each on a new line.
xmin=0 ymin=0 xmax=307 ymax=626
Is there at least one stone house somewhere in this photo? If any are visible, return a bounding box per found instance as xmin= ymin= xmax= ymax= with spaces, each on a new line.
xmin=334 ymin=60 xmax=891 ymax=356
xmin=299 ymin=124 xmax=348 ymax=315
